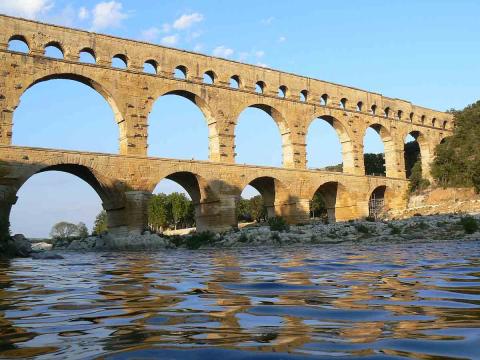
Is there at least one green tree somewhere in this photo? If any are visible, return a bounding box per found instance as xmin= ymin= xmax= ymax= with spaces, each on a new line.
xmin=249 ymin=195 xmax=267 ymax=222
xmin=432 ymin=100 xmax=480 ymax=191
xmin=408 ymin=160 xmax=430 ymax=193
xmin=50 ymin=221 xmax=78 ymax=239
xmin=76 ymin=222 xmax=89 ymax=238
xmin=364 ymin=153 xmax=386 ymax=176
xmin=237 ymin=198 xmax=253 ymax=222
xmin=310 ymin=192 xmax=326 ymax=219
xmin=168 ymin=192 xmax=191 ymax=230
xmin=148 ymin=193 xmax=169 ymax=232
xmin=93 ymin=210 xmax=108 ymax=235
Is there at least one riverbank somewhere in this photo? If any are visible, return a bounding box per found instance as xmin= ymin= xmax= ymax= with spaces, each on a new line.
xmin=3 ymin=213 xmax=474 ymax=257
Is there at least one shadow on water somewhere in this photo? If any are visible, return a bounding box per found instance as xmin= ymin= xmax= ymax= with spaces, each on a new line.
xmin=0 ymin=240 xmax=480 ymax=359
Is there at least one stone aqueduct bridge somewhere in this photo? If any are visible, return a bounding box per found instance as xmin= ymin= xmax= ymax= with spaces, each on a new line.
xmin=0 ymin=15 xmax=453 ymax=235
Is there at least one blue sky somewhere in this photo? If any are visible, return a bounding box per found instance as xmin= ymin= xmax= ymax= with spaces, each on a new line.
xmin=2 ymin=0 xmax=479 ymax=237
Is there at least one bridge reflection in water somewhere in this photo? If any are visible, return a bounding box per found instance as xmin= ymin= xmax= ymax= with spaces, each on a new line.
xmin=0 ymin=240 xmax=480 ymax=359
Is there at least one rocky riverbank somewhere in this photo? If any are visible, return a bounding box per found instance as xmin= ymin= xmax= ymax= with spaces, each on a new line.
xmin=3 ymin=213 xmax=476 ymax=258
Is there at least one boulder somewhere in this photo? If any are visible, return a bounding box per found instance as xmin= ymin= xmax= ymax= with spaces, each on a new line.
xmin=12 ymin=234 xmax=32 ymax=257
xmin=31 ymin=242 xmax=53 ymax=252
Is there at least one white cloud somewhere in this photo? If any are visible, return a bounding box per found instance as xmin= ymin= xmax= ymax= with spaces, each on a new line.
xmin=78 ymin=7 xmax=89 ymax=20
xmin=141 ymin=27 xmax=160 ymax=42
xmin=255 ymin=50 xmax=265 ymax=58
xmin=278 ymin=36 xmax=286 ymax=43
xmin=173 ymin=12 xmax=203 ymax=30
xmin=161 ymin=35 xmax=178 ymax=46
xmin=0 ymin=0 xmax=53 ymax=19
xmin=91 ymin=1 xmax=128 ymax=31
xmin=261 ymin=16 xmax=274 ymax=25
xmin=213 ymin=45 xmax=234 ymax=58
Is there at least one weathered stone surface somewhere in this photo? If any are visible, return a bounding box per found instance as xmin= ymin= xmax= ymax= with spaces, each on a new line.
xmin=12 ymin=234 xmax=31 ymax=257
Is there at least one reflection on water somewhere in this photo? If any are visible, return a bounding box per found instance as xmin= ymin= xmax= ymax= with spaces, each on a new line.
xmin=1 ymin=240 xmax=480 ymax=359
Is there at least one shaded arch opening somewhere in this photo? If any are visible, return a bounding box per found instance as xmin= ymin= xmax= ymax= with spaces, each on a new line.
xmin=44 ymin=42 xmax=64 ymax=59
xmin=278 ymin=85 xmax=288 ymax=98
xmin=12 ymin=76 xmax=120 ymax=153
xmin=371 ymin=104 xmax=377 ymax=115
xmin=306 ymin=116 xmax=352 ymax=172
xmin=320 ymin=94 xmax=328 ymax=106
xmin=356 ymin=101 xmax=363 ymax=112
xmin=397 ymin=110 xmax=403 ymax=120
xmin=363 ymin=124 xmax=387 ymax=176
xmin=148 ymin=90 xmax=211 ymax=160
xmin=384 ymin=107 xmax=390 ymax=118
xmin=409 ymin=112 xmax=414 ymax=122
xmin=255 ymin=81 xmax=265 ymax=94
xmin=143 ymin=59 xmax=158 ymax=74
xmin=235 ymin=104 xmax=288 ymax=167
xmin=421 ymin=115 xmax=426 ymax=124
xmin=203 ymin=70 xmax=215 ymax=84
xmin=442 ymin=120 xmax=448 ymax=130
xmin=432 ymin=118 xmax=437 ymax=127
xmin=368 ymin=185 xmax=387 ymax=220
xmin=112 ymin=54 xmax=128 ymax=69
xmin=300 ymin=90 xmax=308 ymax=102
xmin=174 ymin=65 xmax=187 ymax=79
xmin=404 ymin=131 xmax=426 ymax=179
xmin=10 ymin=165 xmax=112 ymax=238
xmin=230 ymin=75 xmax=240 ymax=89
xmin=239 ymin=176 xmax=288 ymax=221
xmin=237 ymin=185 xmax=264 ymax=224
xmin=310 ymin=181 xmax=346 ymax=223
xmin=339 ymin=98 xmax=347 ymax=109
xmin=79 ymin=48 xmax=96 ymax=64
xmin=8 ymin=35 xmax=29 ymax=53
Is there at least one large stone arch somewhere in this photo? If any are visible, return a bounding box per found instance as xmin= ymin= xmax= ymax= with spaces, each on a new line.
xmin=150 ymin=170 xmax=231 ymax=232
xmin=238 ymin=174 xmax=291 ymax=220
xmin=403 ymin=129 xmax=430 ymax=179
xmin=362 ymin=123 xmax=398 ymax=178
xmin=305 ymin=112 xmax=356 ymax=174
xmin=232 ymin=103 xmax=294 ymax=168
xmin=7 ymin=72 xmax=125 ymax=152
xmin=147 ymin=87 xmax=221 ymax=161
xmin=309 ymin=180 xmax=354 ymax=222
xmin=8 ymin=162 xmax=127 ymax=237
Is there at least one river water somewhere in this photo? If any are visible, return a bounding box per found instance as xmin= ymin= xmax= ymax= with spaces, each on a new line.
xmin=0 ymin=239 xmax=479 ymax=359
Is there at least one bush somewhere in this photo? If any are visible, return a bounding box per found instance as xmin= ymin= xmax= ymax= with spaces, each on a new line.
xmin=238 ymin=233 xmax=249 ymax=243
xmin=389 ymin=225 xmax=402 ymax=235
xmin=459 ymin=216 xmax=478 ymax=234
xmin=355 ymin=224 xmax=370 ymax=234
xmin=268 ymin=217 xmax=290 ymax=232
xmin=185 ymin=231 xmax=216 ymax=249
xmin=365 ymin=216 xmax=376 ymax=222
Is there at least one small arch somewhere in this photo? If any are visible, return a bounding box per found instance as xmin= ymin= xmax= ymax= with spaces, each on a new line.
xmin=421 ymin=115 xmax=426 ymax=124
xmin=356 ymin=101 xmax=363 ymax=112
xmin=203 ymin=70 xmax=216 ymax=84
xmin=442 ymin=120 xmax=448 ymax=129
xmin=371 ymin=104 xmax=377 ymax=115
xmin=384 ymin=107 xmax=390 ymax=118
xmin=368 ymin=186 xmax=387 ymax=220
xmin=255 ymin=81 xmax=265 ymax=94
xmin=432 ymin=118 xmax=437 ymax=127
xmin=397 ymin=110 xmax=403 ymax=120
xmin=143 ymin=59 xmax=158 ymax=74
xmin=409 ymin=112 xmax=414 ymax=122
xmin=44 ymin=41 xmax=64 ymax=59
xmin=404 ymin=131 xmax=424 ymax=178
xmin=8 ymin=35 xmax=29 ymax=53
xmin=339 ymin=98 xmax=347 ymax=109
xmin=230 ymin=75 xmax=240 ymax=89
xmin=112 ymin=54 xmax=128 ymax=69
xmin=79 ymin=48 xmax=96 ymax=64
xmin=300 ymin=90 xmax=308 ymax=102
xmin=174 ymin=65 xmax=188 ymax=79
xmin=320 ymin=93 xmax=328 ymax=106
xmin=278 ymin=85 xmax=288 ymax=98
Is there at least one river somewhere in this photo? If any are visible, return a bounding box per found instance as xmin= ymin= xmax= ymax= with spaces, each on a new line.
xmin=0 ymin=239 xmax=479 ymax=359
